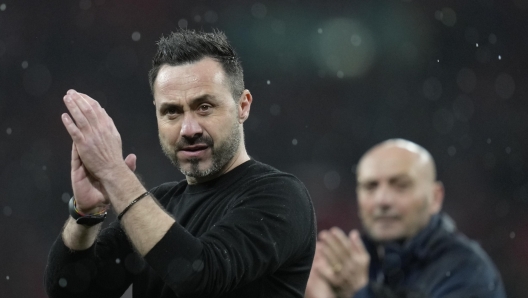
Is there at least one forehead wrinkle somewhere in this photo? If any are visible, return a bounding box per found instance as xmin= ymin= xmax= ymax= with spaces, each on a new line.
xmin=154 ymin=60 xmax=229 ymax=103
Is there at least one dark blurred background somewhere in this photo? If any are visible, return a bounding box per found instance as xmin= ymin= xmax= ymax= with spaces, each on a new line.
xmin=1 ymin=0 xmax=527 ymax=297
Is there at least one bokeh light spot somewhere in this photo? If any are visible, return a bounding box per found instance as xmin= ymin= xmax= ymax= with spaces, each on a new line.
xmin=432 ymin=108 xmax=455 ymax=134
xmin=61 ymin=192 xmax=70 ymax=203
xmin=178 ymin=19 xmax=188 ymax=28
xmin=440 ymin=7 xmax=457 ymax=27
xmin=350 ymin=34 xmax=362 ymax=46
xmin=251 ymin=3 xmax=267 ymax=19
xmin=488 ymin=33 xmax=497 ymax=44
xmin=204 ymin=10 xmax=218 ymax=23
xmin=313 ymin=18 xmax=376 ymax=78
xmin=131 ymin=31 xmax=141 ymax=41
xmin=495 ymin=73 xmax=515 ymax=99
xmin=3 ymin=206 xmax=12 ymax=216
xmin=270 ymin=104 xmax=281 ymax=116
xmin=59 ymin=278 xmax=67 ymax=288
xmin=452 ymin=94 xmax=474 ymax=122
xmin=423 ymin=77 xmax=442 ymax=100
xmin=447 ymin=146 xmax=457 ymax=156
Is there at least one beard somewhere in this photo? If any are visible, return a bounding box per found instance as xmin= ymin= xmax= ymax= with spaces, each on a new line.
xmin=159 ymin=119 xmax=241 ymax=179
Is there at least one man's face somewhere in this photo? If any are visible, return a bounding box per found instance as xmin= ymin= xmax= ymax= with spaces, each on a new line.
xmin=153 ymin=58 xmax=242 ymax=180
xmin=356 ymin=147 xmax=440 ymax=242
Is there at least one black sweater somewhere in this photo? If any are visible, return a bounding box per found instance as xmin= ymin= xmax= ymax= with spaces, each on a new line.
xmin=45 ymin=160 xmax=316 ymax=298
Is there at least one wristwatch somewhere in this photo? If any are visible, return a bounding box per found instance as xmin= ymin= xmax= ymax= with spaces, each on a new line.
xmin=68 ymin=197 xmax=107 ymax=226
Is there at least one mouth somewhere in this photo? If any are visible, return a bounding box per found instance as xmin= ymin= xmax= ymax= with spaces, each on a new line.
xmin=180 ymin=144 xmax=209 ymax=152
xmin=374 ymin=216 xmax=400 ymax=222
xmin=177 ymin=144 xmax=209 ymax=158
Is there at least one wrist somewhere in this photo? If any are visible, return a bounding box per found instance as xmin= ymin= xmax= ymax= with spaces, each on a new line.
xmin=75 ymin=204 xmax=108 ymax=215
xmin=69 ymin=197 xmax=108 ymax=226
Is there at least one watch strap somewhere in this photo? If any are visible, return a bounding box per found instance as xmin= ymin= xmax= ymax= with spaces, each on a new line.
xmin=68 ymin=197 xmax=107 ymax=226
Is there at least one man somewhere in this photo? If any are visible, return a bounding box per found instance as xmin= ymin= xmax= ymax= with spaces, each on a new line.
xmin=45 ymin=29 xmax=316 ymax=298
xmin=305 ymin=139 xmax=506 ymax=298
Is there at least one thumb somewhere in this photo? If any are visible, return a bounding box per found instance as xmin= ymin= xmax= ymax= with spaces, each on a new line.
xmin=124 ymin=153 xmax=137 ymax=172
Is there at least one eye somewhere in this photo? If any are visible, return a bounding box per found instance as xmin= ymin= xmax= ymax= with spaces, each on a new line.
xmin=159 ymin=105 xmax=181 ymax=119
xmin=198 ymin=104 xmax=213 ymax=114
xmin=359 ymin=182 xmax=378 ymax=192
xmin=394 ymin=181 xmax=412 ymax=191
xmin=166 ymin=107 xmax=178 ymax=114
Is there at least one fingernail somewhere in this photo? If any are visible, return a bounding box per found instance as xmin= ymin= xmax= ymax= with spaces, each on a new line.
xmin=64 ymin=96 xmax=72 ymax=102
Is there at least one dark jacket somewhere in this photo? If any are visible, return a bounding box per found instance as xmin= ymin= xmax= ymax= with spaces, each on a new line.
xmin=354 ymin=213 xmax=506 ymax=298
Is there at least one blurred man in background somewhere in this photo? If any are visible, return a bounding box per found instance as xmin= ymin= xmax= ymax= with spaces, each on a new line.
xmin=305 ymin=139 xmax=506 ymax=298
xmin=45 ymin=29 xmax=315 ymax=298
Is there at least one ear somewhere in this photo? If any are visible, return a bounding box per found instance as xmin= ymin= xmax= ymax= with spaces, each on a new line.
xmin=237 ymin=90 xmax=252 ymax=123
xmin=430 ymin=181 xmax=444 ymax=214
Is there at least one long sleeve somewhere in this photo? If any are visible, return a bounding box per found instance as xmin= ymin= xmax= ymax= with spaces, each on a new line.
xmin=45 ymin=162 xmax=315 ymax=298
xmin=45 ymin=222 xmax=136 ymax=298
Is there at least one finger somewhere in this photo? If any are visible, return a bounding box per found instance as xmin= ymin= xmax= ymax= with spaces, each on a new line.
xmin=349 ymin=230 xmax=367 ymax=253
xmin=320 ymin=228 xmax=352 ymax=262
xmin=124 ymin=153 xmax=137 ymax=172
xmin=69 ymin=90 xmax=99 ymax=127
xmin=315 ymin=248 xmax=338 ymax=281
xmin=319 ymin=232 xmax=342 ymax=270
xmin=63 ymin=94 xmax=91 ymax=133
xmin=71 ymin=142 xmax=82 ymax=171
xmin=76 ymin=91 xmax=105 ymax=118
xmin=330 ymin=227 xmax=353 ymax=255
xmin=76 ymin=91 xmax=119 ymax=138
xmin=61 ymin=112 xmax=85 ymax=143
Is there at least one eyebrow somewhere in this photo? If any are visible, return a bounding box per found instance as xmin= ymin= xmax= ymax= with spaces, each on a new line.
xmin=358 ymin=173 xmax=412 ymax=184
xmin=158 ymin=94 xmax=218 ymax=110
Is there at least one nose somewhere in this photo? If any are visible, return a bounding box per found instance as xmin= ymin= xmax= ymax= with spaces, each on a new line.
xmin=373 ymin=184 xmax=394 ymax=206
xmin=180 ymin=113 xmax=203 ymax=140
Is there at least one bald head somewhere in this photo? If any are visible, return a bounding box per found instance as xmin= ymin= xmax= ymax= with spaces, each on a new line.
xmin=356 ymin=139 xmax=444 ymax=242
xmin=358 ymin=139 xmax=437 ymax=182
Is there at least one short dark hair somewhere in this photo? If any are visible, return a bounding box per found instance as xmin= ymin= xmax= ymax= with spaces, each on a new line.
xmin=148 ymin=29 xmax=244 ymax=101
